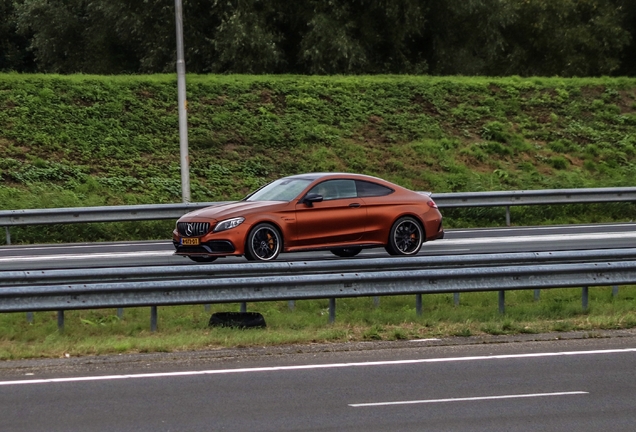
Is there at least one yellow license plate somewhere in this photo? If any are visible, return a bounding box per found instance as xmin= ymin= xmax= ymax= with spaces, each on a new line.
xmin=181 ymin=238 xmax=200 ymax=246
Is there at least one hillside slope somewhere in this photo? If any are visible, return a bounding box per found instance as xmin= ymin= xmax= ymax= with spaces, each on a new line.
xmin=1 ymin=74 xmax=635 ymax=241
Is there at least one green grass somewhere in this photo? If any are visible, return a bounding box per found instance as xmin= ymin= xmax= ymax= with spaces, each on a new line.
xmin=2 ymin=74 xmax=636 ymax=243
xmin=1 ymin=286 xmax=635 ymax=360
xmin=2 ymin=74 xmax=636 ymax=359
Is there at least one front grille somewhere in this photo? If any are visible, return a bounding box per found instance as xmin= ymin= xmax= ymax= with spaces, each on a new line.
xmin=177 ymin=222 xmax=211 ymax=237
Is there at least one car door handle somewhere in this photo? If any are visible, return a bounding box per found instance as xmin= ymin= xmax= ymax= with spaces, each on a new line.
xmin=349 ymin=203 xmax=361 ymax=208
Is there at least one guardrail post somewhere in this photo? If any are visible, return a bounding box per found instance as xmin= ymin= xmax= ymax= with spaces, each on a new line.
xmin=534 ymin=289 xmax=541 ymax=301
xmin=26 ymin=312 xmax=33 ymax=323
xmin=240 ymin=302 xmax=247 ymax=313
xmin=582 ymin=287 xmax=589 ymax=311
xmin=57 ymin=310 xmax=64 ymax=332
xmin=612 ymin=285 xmax=619 ymax=297
xmin=498 ymin=290 xmax=505 ymax=314
xmin=505 ymin=206 xmax=511 ymax=227
xmin=117 ymin=308 xmax=124 ymax=319
xmin=150 ymin=306 xmax=157 ymax=332
xmin=373 ymin=296 xmax=380 ymax=308
xmin=4 ymin=227 xmax=10 ymax=245
xmin=329 ymin=298 xmax=336 ymax=323
xmin=204 ymin=304 xmax=210 ymax=312
xmin=288 ymin=300 xmax=295 ymax=311
xmin=415 ymin=294 xmax=422 ymax=316
xmin=453 ymin=292 xmax=460 ymax=306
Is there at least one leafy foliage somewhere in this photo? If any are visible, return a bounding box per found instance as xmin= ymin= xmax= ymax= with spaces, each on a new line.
xmin=1 ymin=74 xmax=636 ymax=242
xmin=2 ymin=0 xmax=635 ymax=76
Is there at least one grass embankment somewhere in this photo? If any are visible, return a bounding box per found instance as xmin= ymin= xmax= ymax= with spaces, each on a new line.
xmin=1 ymin=74 xmax=636 ymax=360
xmin=1 ymin=75 xmax=636 ymax=242
xmin=1 ymin=288 xmax=635 ymax=360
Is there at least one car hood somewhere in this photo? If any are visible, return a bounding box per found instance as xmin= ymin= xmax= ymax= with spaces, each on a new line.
xmin=180 ymin=200 xmax=286 ymax=222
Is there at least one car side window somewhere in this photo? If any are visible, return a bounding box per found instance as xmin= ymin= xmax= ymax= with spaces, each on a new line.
xmin=355 ymin=180 xmax=394 ymax=197
xmin=309 ymin=180 xmax=357 ymax=201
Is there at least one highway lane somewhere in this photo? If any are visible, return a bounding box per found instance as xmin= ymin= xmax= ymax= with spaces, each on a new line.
xmin=1 ymin=222 xmax=636 ymax=270
xmin=0 ymin=337 xmax=634 ymax=431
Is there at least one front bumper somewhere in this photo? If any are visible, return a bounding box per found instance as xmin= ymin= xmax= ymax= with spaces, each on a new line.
xmin=173 ymin=240 xmax=236 ymax=256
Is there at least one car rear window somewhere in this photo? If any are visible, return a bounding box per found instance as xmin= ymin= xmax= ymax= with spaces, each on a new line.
xmin=355 ymin=180 xmax=394 ymax=197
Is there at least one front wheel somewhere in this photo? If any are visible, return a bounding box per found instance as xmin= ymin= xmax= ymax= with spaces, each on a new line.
xmin=245 ymin=223 xmax=282 ymax=261
xmin=330 ymin=247 xmax=362 ymax=258
xmin=385 ymin=216 xmax=423 ymax=256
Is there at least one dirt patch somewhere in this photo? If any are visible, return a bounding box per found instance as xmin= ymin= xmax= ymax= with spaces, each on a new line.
xmin=580 ymin=86 xmax=605 ymax=100
xmin=617 ymin=90 xmax=635 ymax=114
xmin=200 ymin=96 xmax=227 ymax=106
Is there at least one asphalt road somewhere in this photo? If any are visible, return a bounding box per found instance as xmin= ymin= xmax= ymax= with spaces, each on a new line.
xmin=0 ymin=335 xmax=635 ymax=431
xmin=1 ymin=224 xmax=636 ymax=430
xmin=2 ymin=222 xmax=636 ymax=270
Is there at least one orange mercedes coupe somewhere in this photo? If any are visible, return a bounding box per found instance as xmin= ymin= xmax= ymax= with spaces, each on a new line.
xmin=173 ymin=173 xmax=444 ymax=262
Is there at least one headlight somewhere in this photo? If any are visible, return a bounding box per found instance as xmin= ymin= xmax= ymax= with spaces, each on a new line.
xmin=213 ymin=217 xmax=245 ymax=232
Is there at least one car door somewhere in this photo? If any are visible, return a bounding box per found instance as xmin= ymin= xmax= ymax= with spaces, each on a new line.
xmin=355 ymin=179 xmax=397 ymax=241
xmin=294 ymin=179 xmax=367 ymax=247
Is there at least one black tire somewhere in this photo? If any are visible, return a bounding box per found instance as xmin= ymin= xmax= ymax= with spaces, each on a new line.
xmin=208 ymin=312 xmax=266 ymax=328
xmin=385 ymin=216 xmax=424 ymax=256
xmin=245 ymin=223 xmax=282 ymax=261
xmin=330 ymin=247 xmax=362 ymax=258
xmin=188 ymin=256 xmax=218 ymax=263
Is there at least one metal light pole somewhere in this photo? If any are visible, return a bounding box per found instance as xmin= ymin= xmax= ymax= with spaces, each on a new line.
xmin=175 ymin=0 xmax=191 ymax=203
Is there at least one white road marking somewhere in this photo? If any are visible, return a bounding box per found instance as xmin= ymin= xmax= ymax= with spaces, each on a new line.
xmin=421 ymin=248 xmax=471 ymax=253
xmin=1 ymin=231 xmax=633 ymax=263
xmin=449 ymin=224 xmax=635 ymax=234
xmin=0 ymin=241 xmax=169 ymax=252
xmin=349 ymin=391 xmax=589 ymax=407
xmin=0 ymin=348 xmax=634 ymax=387
xmin=408 ymin=339 xmax=441 ymax=342
xmin=439 ymin=231 xmax=636 ymax=245
xmin=0 ymin=251 xmax=174 ymax=262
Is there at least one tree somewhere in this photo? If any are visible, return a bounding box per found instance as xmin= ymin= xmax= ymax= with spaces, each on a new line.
xmin=423 ymin=0 xmax=517 ymax=75
xmin=614 ymin=0 xmax=636 ymax=76
xmin=495 ymin=0 xmax=630 ymax=76
xmin=0 ymin=0 xmax=35 ymax=71
xmin=297 ymin=0 xmax=427 ymax=74
xmin=14 ymin=0 xmax=137 ymax=73
xmin=4 ymin=0 xmax=635 ymax=76
xmin=210 ymin=0 xmax=284 ymax=73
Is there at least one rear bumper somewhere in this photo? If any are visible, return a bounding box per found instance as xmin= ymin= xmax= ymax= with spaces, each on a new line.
xmin=424 ymin=219 xmax=444 ymax=240
xmin=431 ymin=229 xmax=444 ymax=240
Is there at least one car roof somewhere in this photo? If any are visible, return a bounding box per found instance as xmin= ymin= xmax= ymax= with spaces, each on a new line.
xmin=285 ymin=172 xmax=387 ymax=183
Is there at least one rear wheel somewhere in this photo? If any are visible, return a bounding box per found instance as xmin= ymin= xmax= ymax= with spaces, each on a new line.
xmin=188 ymin=256 xmax=218 ymax=263
xmin=330 ymin=247 xmax=362 ymax=258
xmin=385 ymin=216 xmax=423 ymax=256
xmin=245 ymin=223 xmax=282 ymax=261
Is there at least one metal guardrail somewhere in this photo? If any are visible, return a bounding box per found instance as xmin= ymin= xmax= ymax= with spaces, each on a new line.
xmin=3 ymin=249 xmax=636 ymax=286
xmin=0 ymin=253 xmax=634 ymax=331
xmin=432 ymin=187 xmax=636 ymax=207
xmin=1 ymin=187 xmax=635 ymax=244
xmin=0 ymin=202 xmax=229 ymax=226
xmin=1 ymin=187 xmax=635 ymax=331
xmin=3 ymin=261 xmax=632 ymax=313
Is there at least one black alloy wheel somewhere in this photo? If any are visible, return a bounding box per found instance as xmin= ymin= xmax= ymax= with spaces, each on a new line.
xmin=330 ymin=247 xmax=362 ymax=258
xmin=245 ymin=223 xmax=282 ymax=261
xmin=385 ymin=216 xmax=423 ymax=256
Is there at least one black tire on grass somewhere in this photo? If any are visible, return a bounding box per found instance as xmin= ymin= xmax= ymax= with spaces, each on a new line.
xmin=208 ymin=312 xmax=266 ymax=328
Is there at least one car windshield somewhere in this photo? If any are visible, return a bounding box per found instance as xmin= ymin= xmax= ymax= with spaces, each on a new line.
xmin=245 ymin=178 xmax=312 ymax=202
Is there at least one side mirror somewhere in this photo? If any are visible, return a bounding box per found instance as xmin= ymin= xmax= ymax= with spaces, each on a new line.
xmin=303 ymin=193 xmax=323 ymax=207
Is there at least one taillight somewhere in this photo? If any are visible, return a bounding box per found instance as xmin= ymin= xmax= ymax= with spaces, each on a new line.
xmin=427 ymin=200 xmax=438 ymax=209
